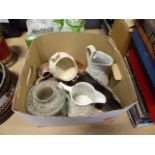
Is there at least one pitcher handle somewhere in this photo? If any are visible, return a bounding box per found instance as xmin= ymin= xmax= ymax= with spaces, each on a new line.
xmin=58 ymin=82 xmax=72 ymax=93
xmin=86 ymin=45 xmax=96 ymax=66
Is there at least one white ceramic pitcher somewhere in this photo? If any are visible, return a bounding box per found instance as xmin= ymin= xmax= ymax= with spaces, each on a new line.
xmin=58 ymin=82 xmax=106 ymax=117
xmin=86 ymin=45 xmax=114 ymax=86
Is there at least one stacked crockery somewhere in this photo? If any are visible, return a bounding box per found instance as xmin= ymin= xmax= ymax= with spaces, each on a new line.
xmin=0 ymin=62 xmax=17 ymax=123
xmin=26 ymin=46 xmax=121 ymax=118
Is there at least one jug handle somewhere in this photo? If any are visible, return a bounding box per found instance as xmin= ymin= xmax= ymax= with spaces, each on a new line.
xmin=86 ymin=45 xmax=96 ymax=66
xmin=58 ymin=82 xmax=72 ymax=92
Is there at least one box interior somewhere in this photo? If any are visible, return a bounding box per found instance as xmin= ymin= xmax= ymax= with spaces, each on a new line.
xmin=13 ymin=32 xmax=137 ymax=114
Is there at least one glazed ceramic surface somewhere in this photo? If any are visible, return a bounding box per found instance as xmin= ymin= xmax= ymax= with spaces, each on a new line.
xmin=49 ymin=52 xmax=78 ymax=81
xmin=26 ymin=80 xmax=68 ymax=116
xmin=59 ymin=82 xmax=106 ymax=117
xmin=86 ymin=45 xmax=113 ymax=86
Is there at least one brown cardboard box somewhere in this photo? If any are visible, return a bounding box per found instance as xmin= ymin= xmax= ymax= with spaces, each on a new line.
xmin=111 ymin=20 xmax=132 ymax=57
xmin=12 ymin=32 xmax=137 ymax=126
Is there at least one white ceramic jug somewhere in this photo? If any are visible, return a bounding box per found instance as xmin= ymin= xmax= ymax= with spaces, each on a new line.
xmin=58 ymin=82 xmax=106 ymax=117
xmin=86 ymin=45 xmax=114 ymax=86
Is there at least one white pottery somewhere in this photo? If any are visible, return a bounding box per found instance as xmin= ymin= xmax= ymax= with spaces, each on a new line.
xmin=26 ymin=80 xmax=67 ymax=116
xmin=49 ymin=52 xmax=78 ymax=81
xmin=86 ymin=45 xmax=114 ymax=86
xmin=58 ymin=82 xmax=106 ymax=117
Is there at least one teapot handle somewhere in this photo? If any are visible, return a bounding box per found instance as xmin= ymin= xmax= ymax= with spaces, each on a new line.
xmin=86 ymin=45 xmax=96 ymax=66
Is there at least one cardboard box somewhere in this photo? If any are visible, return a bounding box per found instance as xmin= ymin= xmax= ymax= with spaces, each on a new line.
xmin=12 ymin=32 xmax=137 ymax=126
xmin=111 ymin=20 xmax=132 ymax=57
